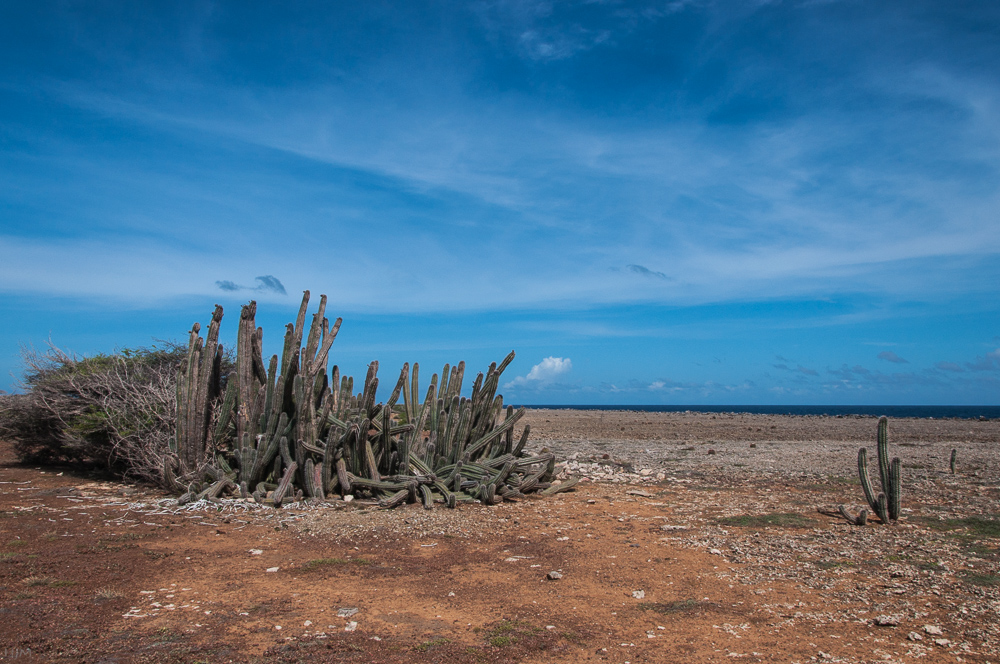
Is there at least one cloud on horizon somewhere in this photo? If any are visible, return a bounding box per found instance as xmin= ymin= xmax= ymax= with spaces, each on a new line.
xmin=505 ymin=356 xmax=573 ymax=388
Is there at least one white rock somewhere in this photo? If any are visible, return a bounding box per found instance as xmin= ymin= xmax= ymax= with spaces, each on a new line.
xmin=265 ymin=567 xmax=279 ymax=573
xmin=632 ymin=590 xmax=645 ymax=599
xmin=343 ymin=495 xmax=354 ymax=503
xmin=923 ymin=625 xmax=943 ymax=635
xmin=907 ymin=632 xmax=923 ymax=641
xmin=249 ymin=549 xmax=263 ymax=555
xmin=345 ymin=621 xmax=358 ymax=632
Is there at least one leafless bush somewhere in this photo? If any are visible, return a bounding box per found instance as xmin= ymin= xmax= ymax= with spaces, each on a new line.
xmin=0 ymin=343 xmax=188 ymax=483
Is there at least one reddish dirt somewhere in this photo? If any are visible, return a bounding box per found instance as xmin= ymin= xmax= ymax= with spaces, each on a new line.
xmin=0 ymin=430 xmax=992 ymax=664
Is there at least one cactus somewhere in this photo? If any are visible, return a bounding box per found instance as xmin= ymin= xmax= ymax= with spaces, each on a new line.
xmin=856 ymin=416 xmax=902 ymax=524
xmin=169 ymin=294 xmax=565 ymax=508
xmin=950 ymin=448 xmax=957 ymax=474
xmin=837 ymin=504 xmax=868 ymax=526
xmin=174 ymin=305 xmax=225 ymax=477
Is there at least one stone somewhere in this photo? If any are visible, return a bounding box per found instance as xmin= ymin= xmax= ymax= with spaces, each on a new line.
xmin=874 ymin=615 xmax=900 ymax=626
xmin=547 ymin=571 xmax=563 ymax=580
xmin=632 ymin=590 xmax=645 ymax=599
xmin=907 ymin=632 xmax=923 ymax=641
xmin=337 ymin=608 xmax=359 ymax=618
xmin=923 ymin=625 xmax=943 ymax=635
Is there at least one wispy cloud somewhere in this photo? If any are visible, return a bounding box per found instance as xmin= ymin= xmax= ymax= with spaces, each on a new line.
xmin=215 ymin=275 xmax=288 ymax=295
xmin=965 ymin=348 xmax=1000 ymax=372
xmin=877 ymin=351 xmax=909 ymax=364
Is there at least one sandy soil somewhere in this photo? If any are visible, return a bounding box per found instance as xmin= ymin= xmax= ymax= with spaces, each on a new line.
xmin=0 ymin=410 xmax=997 ymax=663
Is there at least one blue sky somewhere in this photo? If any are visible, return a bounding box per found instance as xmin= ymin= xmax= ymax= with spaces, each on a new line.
xmin=1 ymin=0 xmax=998 ymax=404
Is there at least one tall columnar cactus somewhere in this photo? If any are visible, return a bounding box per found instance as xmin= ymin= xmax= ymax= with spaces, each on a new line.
xmin=168 ymin=292 xmax=569 ymax=509
xmin=857 ymin=416 xmax=902 ymax=524
xmin=171 ymin=305 xmax=225 ymax=478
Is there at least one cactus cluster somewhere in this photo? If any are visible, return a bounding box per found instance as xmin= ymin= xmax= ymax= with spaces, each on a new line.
xmin=856 ymin=416 xmax=902 ymax=524
xmin=166 ymin=292 xmax=570 ymax=508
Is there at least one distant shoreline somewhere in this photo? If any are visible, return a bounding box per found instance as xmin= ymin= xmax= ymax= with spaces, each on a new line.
xmin=519 ymin=404 xmax=1000 ymax=420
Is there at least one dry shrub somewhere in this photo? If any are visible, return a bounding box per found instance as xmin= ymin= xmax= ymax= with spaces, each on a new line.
xmin=0 ymin=343 xmax=200 ymax=483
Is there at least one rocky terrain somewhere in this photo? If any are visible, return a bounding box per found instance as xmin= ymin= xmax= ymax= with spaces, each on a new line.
xmin=0 ymin=409 xmax=997 ymax=663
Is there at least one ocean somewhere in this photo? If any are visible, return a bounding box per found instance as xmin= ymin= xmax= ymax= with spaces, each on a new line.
xmin=520 ymin=405 xmax=1000 ymax=420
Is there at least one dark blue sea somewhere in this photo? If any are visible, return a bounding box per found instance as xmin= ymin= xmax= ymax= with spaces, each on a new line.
xmin=520 ymin=405 xmax=1000 ymax=420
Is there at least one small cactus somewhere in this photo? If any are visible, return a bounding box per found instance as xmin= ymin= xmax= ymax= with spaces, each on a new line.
xmin=857 ymin=416 xmax=902 ymax=524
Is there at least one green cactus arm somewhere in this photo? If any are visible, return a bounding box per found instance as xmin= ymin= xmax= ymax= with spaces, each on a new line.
xmin=272 ymin=462 xmax=298 ymax=507
xmin=888 ymin=457 xmax=902 ymax=521
xmin=857 ymin=448 xmax=879 ymax=513
xmin=512 ymin=424 xmax=531 ymax=457
xmin=302 ymin=458 xmax=317 ymax=498
xmin=875 ymin=492 xmax=889 ymax=524
xmin=464 ymin=407 xmax=526 ymax=459
xmin=877 ymin=416 xmax=890 ymax=494
xmin=541 ymin=477 xmax=580 ymax=496
xmin=378 ymin=489 xmax=409 ymax=509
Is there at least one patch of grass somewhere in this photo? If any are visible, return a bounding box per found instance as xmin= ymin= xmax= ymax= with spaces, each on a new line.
xmin=914 ymin=515 xmax=1000 ymax=539
xmin=20 ymin=575 xmax=74 ymax=588
xmin=13 ymin=591 xmax=34 ymax=600
xmin=142 ymin=550 xmax=172 ymax=560
xmin=917 ymin=561 xmax=945 ymax=572
xmin=95 ymin=587 xmax=123 ymax=600
xmin=639 ymin=599 xmax=710 ymax=614
xmin=716 ymin=512 xmax=817 ymax=528
xmin=479 ymin=619 xmax=541 ymax=649
xmin=0 ymin=552 xmax=19 ymax=561
xmin=22 ymin=576 xmax=53 ymax=586
xmin=414 ymin=637 xmax=450 ymax=652
xmin=962 ymin=573 xmax=1000 ymax=587
xmin=493 ymin=621 xmax=516 ymax=633
xmin=6 ymin=539 xmax=27 ymax=547
xmin=104 ymin=532 xmax=149 ymax=542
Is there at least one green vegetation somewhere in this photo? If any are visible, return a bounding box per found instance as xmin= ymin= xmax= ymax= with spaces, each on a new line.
xmin=168 ymin=292 xmax=566 ymax=508
xmin=962 ymin=573 xmax=1000 ymax=587
xmin=414 ymin=637 xmax=450 ymax=652
xmin=914 ymin=515 xmax=1000 ymax=537
xmin=856 ymin=416 xmax=902 ymax=524
xmin=639 ymin=599 xmax=710 ymax=614
xmin=304 ymin=557 xmax=371 ymax=568
xmin=0 ymin=342 xmax=202 ymax=482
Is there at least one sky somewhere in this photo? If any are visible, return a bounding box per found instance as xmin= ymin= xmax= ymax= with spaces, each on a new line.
xmin=1 ymin=0 xmax=999 ymax=405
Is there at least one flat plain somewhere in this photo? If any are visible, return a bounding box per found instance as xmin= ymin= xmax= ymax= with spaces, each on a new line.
xmin=1 ymin=409 xmax=997 ymax=663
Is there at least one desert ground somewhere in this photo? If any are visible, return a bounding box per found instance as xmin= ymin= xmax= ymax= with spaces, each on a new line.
xmin=1 ymin=409 xmax=997 ymax=663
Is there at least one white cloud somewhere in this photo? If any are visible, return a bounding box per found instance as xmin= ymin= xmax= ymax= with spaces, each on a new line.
xmin=505 ymin=356 xmax=572 ymax=388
